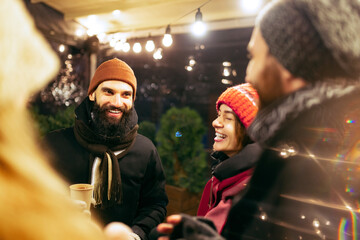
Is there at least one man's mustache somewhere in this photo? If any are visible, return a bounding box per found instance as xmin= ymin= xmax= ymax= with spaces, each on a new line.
xmin=103 ymin=105 xmax=127 ymax=113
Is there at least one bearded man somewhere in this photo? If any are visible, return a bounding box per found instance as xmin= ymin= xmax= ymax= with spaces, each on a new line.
xmin=45 ymin=58 xmax=168 ymax=240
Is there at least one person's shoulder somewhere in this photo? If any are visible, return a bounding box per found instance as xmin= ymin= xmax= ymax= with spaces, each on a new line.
xmin=45 ymin=127 xmax=74 ymax=141
xmin=134 ymin=134 xmax=155 ymax=147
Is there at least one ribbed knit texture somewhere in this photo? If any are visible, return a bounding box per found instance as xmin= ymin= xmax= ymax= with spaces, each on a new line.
xmin=216 ymin=83 xmax=258 ymax=129
xmin=257 ymin=0 xmax=360 ymax=82
xmin=88 ymin=58 xmax=137 ymax=98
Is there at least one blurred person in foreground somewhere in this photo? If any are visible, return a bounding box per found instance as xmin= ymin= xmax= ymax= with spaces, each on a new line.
xmin=156 ymin=0 xmax=360 ymax=239
xmin=0 ymin=0 xmax=133 ymax=239
xmin=196 ymin=83 xmax=261 ymax=233
xmin=44 ymin=57 xmax=168 ymax=240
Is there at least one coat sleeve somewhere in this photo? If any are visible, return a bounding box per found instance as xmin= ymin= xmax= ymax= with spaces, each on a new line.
xmin=131 ymin=145 xmax=168 ymax=240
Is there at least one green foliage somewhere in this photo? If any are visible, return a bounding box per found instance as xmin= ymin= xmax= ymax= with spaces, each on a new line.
xmin=156 ymin=107 xmax=209 ymax=193
xmin=29 ymin=105 xmax=75 ymax=136
xmin=138 ymin=120 xmax=157 ymax=145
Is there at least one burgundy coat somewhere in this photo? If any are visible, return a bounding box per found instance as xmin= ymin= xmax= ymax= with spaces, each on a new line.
xmin=197 ymin=143 xmax=261 ymax=232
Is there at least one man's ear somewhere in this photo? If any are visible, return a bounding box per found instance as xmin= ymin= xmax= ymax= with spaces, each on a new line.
xmin=280 ymin=66 xmax=307 ymax=94
xmin=89 ymin=91 xmax=95 ymax=101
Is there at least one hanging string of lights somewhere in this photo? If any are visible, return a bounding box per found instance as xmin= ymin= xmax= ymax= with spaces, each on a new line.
xmin=57 ymin=0 xmax=265 ymax=62
xmin=84 ymin=0 xmax=215 ymax=60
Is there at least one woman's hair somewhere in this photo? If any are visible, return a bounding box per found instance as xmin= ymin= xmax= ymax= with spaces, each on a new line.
xmin=233 ymin=113 xmax=254 ymax=151
xmin=0 ymin=1 xmax=106 ymax=239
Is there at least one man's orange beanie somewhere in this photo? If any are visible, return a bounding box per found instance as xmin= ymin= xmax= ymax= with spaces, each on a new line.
xmin=87 ymin=58 xmax=137 ymax=99
xmin=216 ymin=83 xmax=259 ymax=129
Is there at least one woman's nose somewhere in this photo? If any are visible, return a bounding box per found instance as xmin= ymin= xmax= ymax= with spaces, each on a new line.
xmin=212 ymin=117 xmax=222 ymax=128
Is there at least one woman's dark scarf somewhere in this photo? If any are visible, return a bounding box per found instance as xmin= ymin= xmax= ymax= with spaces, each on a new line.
xmin=73 ymin=97 xmax=138 ymax=208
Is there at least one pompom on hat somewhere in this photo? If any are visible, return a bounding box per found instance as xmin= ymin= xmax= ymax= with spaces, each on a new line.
xmin=216 ymin=83 xmax=259 ymax=129
xmin=88 ymin=58 xmax=137 ymax=99
xmin=257 ymin=0 xmax=360 ymax=82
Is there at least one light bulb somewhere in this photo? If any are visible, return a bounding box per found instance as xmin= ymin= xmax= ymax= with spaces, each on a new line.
xmin=123 ymin=42 xmax=130 ymax=52
xmin=162 ymin=34 xmax=173 ymax=47
xmin=153 ymin=48 xmax=163 ymax=60
xmin=162 ymin=25 xmax=173 ymax=47
xmin=133 ymin=42 xmax=142 ymax=53
xmin=145 ymin=39 xmax=155 ymax=52
xmin=192 ymin=21 xmax=206 ymax=37
xmin=191 ymin=8 xmax=206 ymax=37
xmin=58 ymin=44 xmax=65 ymax=53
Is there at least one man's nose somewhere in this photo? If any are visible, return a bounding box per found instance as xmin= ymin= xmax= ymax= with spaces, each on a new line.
xmin=111 ymin=94 xmax=124 ymax=107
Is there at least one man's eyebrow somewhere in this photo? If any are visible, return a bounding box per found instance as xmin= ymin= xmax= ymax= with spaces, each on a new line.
xmin=100 ymin=87 xmax=113 ymax=92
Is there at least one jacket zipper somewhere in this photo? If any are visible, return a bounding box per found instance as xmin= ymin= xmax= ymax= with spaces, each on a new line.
xmin=208 ymin=176 xmax=214 ymax=208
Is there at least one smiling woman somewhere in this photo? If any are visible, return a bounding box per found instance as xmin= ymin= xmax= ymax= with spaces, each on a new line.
xmin=196 ymin=83 xmax=261 ymax=233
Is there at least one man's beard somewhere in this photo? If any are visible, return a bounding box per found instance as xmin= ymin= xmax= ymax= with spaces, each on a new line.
xmin=91 ymin=102 xmax=132 ymax=138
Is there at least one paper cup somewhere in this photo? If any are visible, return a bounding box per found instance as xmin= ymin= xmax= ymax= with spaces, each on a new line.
xmin=69 ymin=183 xmax=94 ymax=211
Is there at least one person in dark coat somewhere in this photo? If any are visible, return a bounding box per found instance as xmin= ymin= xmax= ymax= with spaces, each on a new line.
xmin=155 ymin=0 xmax=360 ymax=239
xmin=197 ymin=83 xmax=261 ymax=233
xmin=45 ymin=58 xmax=168 ymax=240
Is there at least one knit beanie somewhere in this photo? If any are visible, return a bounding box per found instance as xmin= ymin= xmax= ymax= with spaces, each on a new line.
xmin=88 ymin=58 xmax=137 ymax=99
xmin=257 ymin=0 xmax=360 ymax=82
xmin=216 ymin=83 xmax=259 ymax=129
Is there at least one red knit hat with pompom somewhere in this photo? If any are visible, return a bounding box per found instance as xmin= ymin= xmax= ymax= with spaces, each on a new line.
xmin=216 ymin=83 xmax=259 ymax=128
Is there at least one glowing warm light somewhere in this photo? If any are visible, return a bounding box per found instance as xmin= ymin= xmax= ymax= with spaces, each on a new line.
xmin=192 ymin=8 xmax=206 ymax=37
xmin=133 ymin=42 xmax=142 ymax=53
xmin=221 ymin=79 xmax=233 ymax=85
xmin=112 ymin=10 xmax=121 ymax=17
xmin=239 ymin=0 xmax=263 ymax=14
xmin=114 ymin=41 xmax=123 ymax=51
xmin=153 ymin=48 xmax=163 ymax=60
xmin=259 ymin=212 xmax=267 ymax=220
xmin=162 ymin=25 xmax=173 ymax=47
xmin=189 ymin=59 xmax=196 ymax=66
xmin=162 ymin=34 xmax=173 ymax=47
xmin=58 ymin=44 xmax=65 ymax=53
xmin=223 ymin=61 xmax=231 ymax=67
xmin=96 ymin=33 xmax=107 ymax=43
xmin=223 ymin=67 xmax=231 ymax=77
xmin=75 ymin=28 xmax=85 ymax=37
xmin=87 ymin=26 xmax=103 ymax=36
xmin=313 ymin=219 xmax=320 ymax=228
xmin=122 ymin=42 xmax=130 ymax=52
xmin=87 ymin=15 xmax=97 ymax=24
xmin=185 ymin=66 xmax=193 ymax=71
xmin=109 ymin=38 xmax=117 ymax=47
xmin=145 ymin=40 xmax=155 ymax=52
xmin=192 ymin=21 xmax=206 ymax=37
xmin=232 ymin=69 xmax=237 ymax=77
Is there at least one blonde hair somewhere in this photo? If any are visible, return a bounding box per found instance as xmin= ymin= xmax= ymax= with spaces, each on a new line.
xmin=0 ymin=0 xmax=106 ymax=239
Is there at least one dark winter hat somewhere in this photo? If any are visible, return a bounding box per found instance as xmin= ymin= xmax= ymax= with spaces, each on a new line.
xmin=257 ymin=0 xmax=360 ymax=82
xmin=88 ymin=58 xmax=137 ymax=99
xmin=216 ymin=83 xmax=259 ymax=129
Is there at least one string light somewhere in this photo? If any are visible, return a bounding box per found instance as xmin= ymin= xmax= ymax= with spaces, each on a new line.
xmin=133 ymin=42 xmax=142 ymax=53
xmin=191 ymin=8 xmax=206 ymax=37
xmin=153 ymin=48 xmax=163 ymax=60
xmin=145 ymin=34 xmax=155 ymax=52
xmin=162 ymin=25 xmax=173 ymax=47
xmin=123 ymin=42 xmax=130 ymax=52
xmin=58 ymin=44 xmax=66 ymax=53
